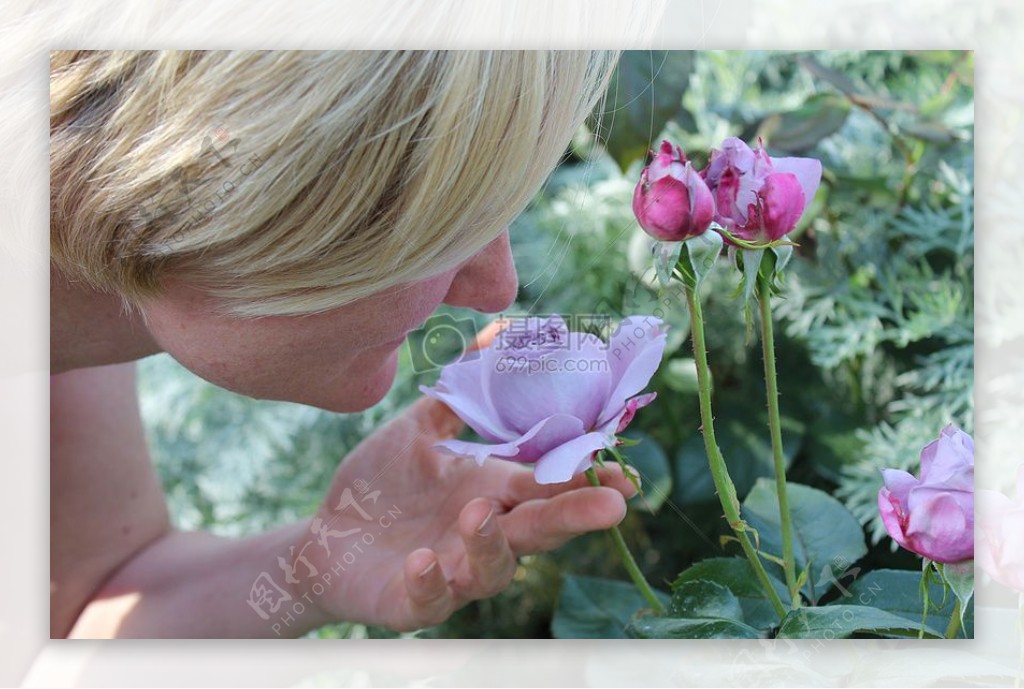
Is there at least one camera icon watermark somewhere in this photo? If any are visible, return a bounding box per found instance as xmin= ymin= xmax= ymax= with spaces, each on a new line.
xmin=407 ymin=313 xmax=482 ymax=374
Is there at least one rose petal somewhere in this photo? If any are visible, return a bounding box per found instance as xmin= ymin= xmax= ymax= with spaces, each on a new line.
xmin=904 ymin=488 xmax=974 ymax=563
xmin=920 ymin=430 xmax=974 ymax=489
xmin=513 ymin=413 xmax=590 ymax=463
xmin=420 ymin=376 xmax=514 ymax=443
xmin=597 ymin=392 xmax=657 ymax=435
xmin=633 ymin=175 xmax=695 ymax=240
xmin=431 ymin=413 xmax=581 ymax=466
xmin=878 ymin=487 xmax=909 ymax=549
xmin=488 ymin=335 xmax=611 ymax=433
xmin=598 ymin=316 xmax=666 ymax=427
xmin=533 ymin=432 xmax=612 ymax=484
xmin=881 ymin=468 xmax=919 ymax=503
xmin=757 ymin=171 xmax=806 ymax=240
xmin=433 ymin=436 xmax=526 ymax=466
xmin=768 ymin=156 xmax=822 ymax=208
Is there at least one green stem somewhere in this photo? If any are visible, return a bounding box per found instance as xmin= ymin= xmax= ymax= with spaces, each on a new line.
xmin=757 ymin=273 xmax=799 ymax=608
xmin=585 ymin=467 xmax=665 ymax=615
xmin=684 ymin=286 xmax=789 ymax=620
xmin=944 ymin=599 xmax=962 ymax=639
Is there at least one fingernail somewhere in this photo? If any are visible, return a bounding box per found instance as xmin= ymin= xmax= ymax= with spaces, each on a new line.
xmin=418 ymin=560 xmax=437 ymax=579
xmin=476 ymin=508 xmax=496 ymax=537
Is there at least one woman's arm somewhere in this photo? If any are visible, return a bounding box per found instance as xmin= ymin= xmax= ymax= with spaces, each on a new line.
xmin=68 ymin=519 xmax=331 ymax=638
xmin=51 ymin=362 xmax=330 ymax=638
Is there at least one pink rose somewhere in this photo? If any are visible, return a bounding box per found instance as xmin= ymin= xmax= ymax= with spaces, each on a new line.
xmin=421 ymin=315 xmax=665 ymax=484
xmin=878 ymin=424 xmax=975 ymax=564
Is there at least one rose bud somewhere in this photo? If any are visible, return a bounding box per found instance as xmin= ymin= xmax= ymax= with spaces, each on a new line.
xmin=632 ymin=140 xmax=715 ymax=242
xmin=702 ymin=137 xmax=822 ymax=242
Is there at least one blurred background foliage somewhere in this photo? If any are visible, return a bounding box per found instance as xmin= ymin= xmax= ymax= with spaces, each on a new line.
xmin=137 ymin=50 xmax=974 ymax=638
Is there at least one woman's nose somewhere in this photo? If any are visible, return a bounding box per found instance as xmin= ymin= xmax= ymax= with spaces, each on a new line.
xmin=442 ymin=230 xmax=519 ymax=314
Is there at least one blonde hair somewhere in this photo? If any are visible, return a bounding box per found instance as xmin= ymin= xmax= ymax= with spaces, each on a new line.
xmin=50 ymin=50 xmax=617 ymax=316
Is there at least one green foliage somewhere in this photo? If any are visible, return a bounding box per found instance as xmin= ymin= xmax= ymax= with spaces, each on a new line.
xmin=742 ymin=480 xmax=868 ymax=602
xmin=552 ymin=575 xmax=669 ymax=639
xmin=840 ymin=569 xmax=972 ymax=638
xmin=775 ymin=605 xmax=939 ymax=639
xmin=619 ymin=430 xmax=672 ymax=513
xmin=627 ymin=614 xmax=763 ymax=639
xmin=593 ymin=51 xmax=695 ymax=171
xmin=673 ymin=558 xmax=790 ymax=630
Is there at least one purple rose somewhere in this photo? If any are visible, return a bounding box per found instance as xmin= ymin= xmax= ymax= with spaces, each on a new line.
xmin=878 ymin=424 xmax=975 ymax=564
xmin=632 ymin=140 xmax=715 ymax=242
xmin=977 ymin=464 xmax=1024 ymax=593
xmin=701 ymin=137 xmax=822 ymax=242
xmin=421 ymin=315 xmax=666 ymax=484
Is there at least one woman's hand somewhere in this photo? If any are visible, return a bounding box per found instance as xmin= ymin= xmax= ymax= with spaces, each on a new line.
xmin=295 ymin=324 xmax=638 ymax=632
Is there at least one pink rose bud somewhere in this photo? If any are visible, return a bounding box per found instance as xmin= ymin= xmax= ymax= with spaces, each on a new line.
xmin=878 ymin=424 xmax=975 ymax=564
xmin=632 ymin=140 xmax=715 ymax=242
xmin=702 ymin=137 xmax=822 ymax=242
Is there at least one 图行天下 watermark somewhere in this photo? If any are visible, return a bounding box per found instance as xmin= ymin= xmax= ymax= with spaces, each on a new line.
xmin=133 ymin=127 xmax=268 ymax=241
xmin=244 ymin=480 xmax=402 ymax=636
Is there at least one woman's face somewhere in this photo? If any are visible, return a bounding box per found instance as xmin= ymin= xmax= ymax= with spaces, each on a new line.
xmin=140 ymin=231 xmax=518 ymax=412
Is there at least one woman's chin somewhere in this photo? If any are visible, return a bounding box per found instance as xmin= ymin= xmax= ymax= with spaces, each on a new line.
xmin=317 ymin=347 xmax=401 ymax=413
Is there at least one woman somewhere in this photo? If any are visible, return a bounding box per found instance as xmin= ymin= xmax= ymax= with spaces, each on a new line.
xmin=50 ymin=50 xmax=637 ymax=638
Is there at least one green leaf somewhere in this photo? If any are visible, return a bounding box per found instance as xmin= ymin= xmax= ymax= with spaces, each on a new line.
xmin=776 ymin=605 xmax=941 ymax=639
xmin=771 ymin=244 xmax=793 ymax=278
xmin=755 ymin=93 xmax=851 ymax=153
xmin=901 ymin=118 xmax=961 ymax=144
xmin=741 ymin=479 xmax=868 ymax=602
xmin=740 ymin=248 xmax=765 ymax=305
xmin=551 ymin=575 xmax=669 ymax=639
xmin=627 ymin=615 xmax=763 ymax=639
xmin=653 ymin=240 xmax=683 ymax=288
xmin=837 ymin=569 xmax=966 ymax=638
xmin=684 ymin=230 xmax=724 ymax=288
xmin=668 ymin=580 xmax=744 ymax=621
xmin=619 ymin=430 xmax=671 ymax=513
xmin=673 ymin=558 xmax=790 ymax=630
xmin=592 ymin=50 xmax=695 ymax=171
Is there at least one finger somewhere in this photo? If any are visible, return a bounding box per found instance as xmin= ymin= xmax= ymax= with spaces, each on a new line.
xmin=502 ymin=486 xmax=629 ymax=555
xmin=456 ymin=498 xmax=517 ymax=600
xmin=401 ymin=548 xmax=456 ymax=629
xmin=506 ymin=461 xmax=640 ymax=502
